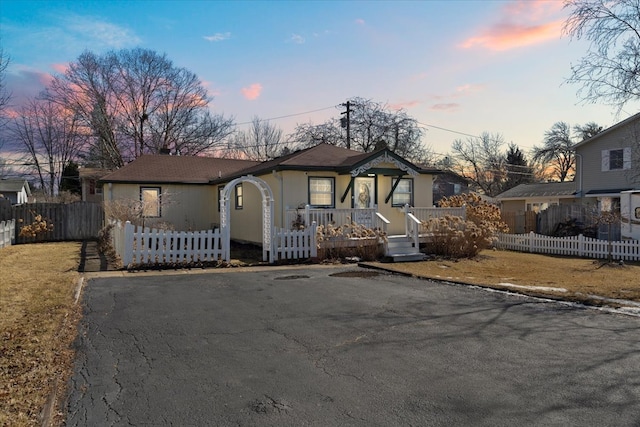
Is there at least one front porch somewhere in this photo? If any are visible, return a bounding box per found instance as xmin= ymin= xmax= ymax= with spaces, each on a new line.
xmin=286 ymin=205 xmax=466 ymax=261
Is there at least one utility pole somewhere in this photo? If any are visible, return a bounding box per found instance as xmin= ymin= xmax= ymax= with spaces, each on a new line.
xmin=341 ymin=101 xmax=351 ymax=150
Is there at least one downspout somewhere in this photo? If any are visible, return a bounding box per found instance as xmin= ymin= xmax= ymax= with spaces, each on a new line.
xmin=272 ymin=170 xmax=284 ymax=228
xmin=575 ymin=153 xmax=583 ymax=200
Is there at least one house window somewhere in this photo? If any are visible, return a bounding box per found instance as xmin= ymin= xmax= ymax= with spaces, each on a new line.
xmin=602 ymin=147 xmax=631 ymax=171
xmin=88 ymin=179 xmax=96 ymax=195
xmin=235 ymin=184 xmax=243 ymax=209
xmin=610 ymin=149 xmax=624 ymax=170
xmin=141 ymin=187 xmax=161 ymax=217
xmin=392 ymin=178 xmax=413 ymax=207
xmin=309 ymin=177 xmax=334 ymax=208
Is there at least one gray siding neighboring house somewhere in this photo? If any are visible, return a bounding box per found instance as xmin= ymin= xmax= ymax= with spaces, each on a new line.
xmin=495 ymin=112 xmax=640 ymax=237
xmin=0 ymin=179 xmax=31 ymax=205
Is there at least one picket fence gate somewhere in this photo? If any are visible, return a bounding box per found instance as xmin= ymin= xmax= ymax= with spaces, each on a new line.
xmin=496 ymin=232 xmax=640 ymax=261
xmin=0 ymin=219 xmax=15 ymax=249
xmin=111 ymin=221 xmax=318 ymax=267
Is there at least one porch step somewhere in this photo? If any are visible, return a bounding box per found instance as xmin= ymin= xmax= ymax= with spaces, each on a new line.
xmin=385 ymin=235 xmax=426 ymax=263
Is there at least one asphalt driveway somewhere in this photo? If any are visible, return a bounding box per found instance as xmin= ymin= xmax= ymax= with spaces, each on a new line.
xmin=66 ymin=266 xmax=640 ymax=426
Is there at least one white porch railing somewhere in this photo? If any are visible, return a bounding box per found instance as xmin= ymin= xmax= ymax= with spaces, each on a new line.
xmin=286 ymin=206 xmax=387 ymax=232
xmin=0 ymin=219 xmax=15 ymax=249
xmin=496 ymin=232 xmax=640 ymax=261
xmin=409 ymin=206 xmax=466 ymax=223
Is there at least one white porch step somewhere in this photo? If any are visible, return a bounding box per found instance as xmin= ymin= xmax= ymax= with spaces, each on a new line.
xmin=385 ymin=235 xmax=426 ymax=262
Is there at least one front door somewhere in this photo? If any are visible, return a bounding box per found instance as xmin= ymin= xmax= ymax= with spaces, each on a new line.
xmin=354 ymin=177 xmax=375 ymax=209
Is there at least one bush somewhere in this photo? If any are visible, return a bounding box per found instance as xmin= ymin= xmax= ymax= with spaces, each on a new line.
xmin=424 ymin=193 xmax=509 ymax=258
xmin=316 ymin=220 xmax=386 ymax=261
xmin=18 ymin=212 xmax=54 ymax=238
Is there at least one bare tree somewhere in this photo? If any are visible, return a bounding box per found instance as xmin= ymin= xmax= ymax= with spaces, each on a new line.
xmin=533 ymin=122 xmax=577 ymax=182
xmin=227 ymin=116 xmax=290 ymax=161
xmin=12 ymin=96 xmax=85 ymax=196
xmin=533 ymin=121 xmax=603 ymax=182
xmin=564 ymin=0 xmax=640 ymax=111
xmin=0 ymin=46 xmax=11 ymax=150
xmin=451 ymin=132 xmax=507 ymax=197
xmin=47 ymin=48 xmax=234 ymax=168
xmin=289 ymin=97 xmax=433 ymax=164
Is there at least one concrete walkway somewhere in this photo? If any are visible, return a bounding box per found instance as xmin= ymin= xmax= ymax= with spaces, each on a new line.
xmin=78 ymin=240 xmax=114 ymax=273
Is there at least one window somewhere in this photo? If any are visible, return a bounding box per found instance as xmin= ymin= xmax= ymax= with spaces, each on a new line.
xmin=309 ymin=177 xmax=334 ymax=207
xmin=602 ymin=147 xmax=631 ymax=171
xmin=610 ymin=149 xmax=624 ymax=170
xmin=235 ymin=184 xmax=243 ymax=209
xmin=140 ymin=187 xmax=161 ymax=217
xmin=392 ymin=178 xmax=413 ymax=207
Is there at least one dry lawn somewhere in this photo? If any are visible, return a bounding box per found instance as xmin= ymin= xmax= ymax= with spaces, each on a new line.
xmin=0 ymin=242 xmax=82 ymax=427
xmin=368 ymin=249 xmax=640 ymax=305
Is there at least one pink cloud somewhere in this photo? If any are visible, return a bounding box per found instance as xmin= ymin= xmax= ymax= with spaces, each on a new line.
xmin=460 ymin=0 xmax=564 ymax=51
xmin=355 ymin=18 xmax=365 ymax=26
xmin=51 ymin=63 xmax=69 ymax=74
xmin=241 ymin=83 xmax=262 ymax=100
xmin=429 ymin=103 xmax=459 ymax=112
xmin=389 ymin=100 xmax=421 ymax=110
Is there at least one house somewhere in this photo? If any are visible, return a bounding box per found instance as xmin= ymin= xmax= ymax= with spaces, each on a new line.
xmin=573 ymin=112 xmax=640 ymax=212
xmin=0 ymin=179 xmax=31 ymax=205
xmin=100 ymin=155 xmax=259 ymax=231
xmin=101 ymin=143 xmax=441 ymax=244
xmin=496 ymin=181 xmax=578 ymax=215
xmin=433 ymin=171 xmax=469 ymax=205
xmin=495 ymin=112 xmax=640 ymax=235
xmin=79 ymin=167 xmax=111 ymax=203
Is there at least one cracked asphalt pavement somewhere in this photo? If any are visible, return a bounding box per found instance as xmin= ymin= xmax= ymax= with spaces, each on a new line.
xmin=66 ymin=266 xmax=640 ymax=426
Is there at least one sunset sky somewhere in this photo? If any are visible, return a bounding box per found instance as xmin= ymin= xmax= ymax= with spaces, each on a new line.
xmin=2 ymin=0 xmax=638 ymax=160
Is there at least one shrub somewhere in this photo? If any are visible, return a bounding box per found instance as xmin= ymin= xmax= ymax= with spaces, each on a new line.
xmin=424 ymin=193 xmax=509 ymax=258
xmin=18 ymin=212 xmax=54 ymax=238
xmin=316 ymin=220 xmax=386 ymax=261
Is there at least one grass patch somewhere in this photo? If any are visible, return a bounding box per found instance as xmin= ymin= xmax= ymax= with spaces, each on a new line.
xmin=0 ymin=242 xmax=82 ymax=427
xmin=367 ymin=249 xmax=640 ymax=304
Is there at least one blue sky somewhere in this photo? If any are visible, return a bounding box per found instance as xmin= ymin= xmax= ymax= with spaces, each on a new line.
xmin=2 ymin=0 xmax=638 ymax=160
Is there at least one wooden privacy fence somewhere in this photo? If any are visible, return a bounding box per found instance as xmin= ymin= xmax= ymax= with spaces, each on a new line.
xmin=11 ymin=202 xmax=104 ymax=243
xmin=496 ymin=232 xmax=640 ymax=261
xmin=112 ymin=221 xmax=318 ymax=267
xmin=0 ymin=219 xmax=15 ymax=249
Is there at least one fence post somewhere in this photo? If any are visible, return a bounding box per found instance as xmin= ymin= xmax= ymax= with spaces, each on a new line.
xmin=529 ymin=231 xmax=534 ymax=253
xmin=310 ymin=221 xmax=317 ymax=258
xmin=304 ymin=205 xmax=311 ymax=230
xmin=124 ymin=221 xmax=134 ymax=266
xmin=578 ymin=234 xmax=584 ymax=257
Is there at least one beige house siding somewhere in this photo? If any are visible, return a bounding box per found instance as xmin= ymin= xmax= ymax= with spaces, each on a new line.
xmin=218 ymin=165 xmax=435 ymax=243
xmin=105 ymin=182 xmax=217 ymax=230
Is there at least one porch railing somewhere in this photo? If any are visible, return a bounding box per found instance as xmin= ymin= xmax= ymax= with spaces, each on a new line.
xmin=286 ymin=206 xmax=387 ymax=232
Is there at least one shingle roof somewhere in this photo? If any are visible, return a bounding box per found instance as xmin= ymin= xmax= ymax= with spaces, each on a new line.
xmin=100 ymin=155 xmax=260 ymax=184
xmin=212 ymin=143 xmax=440 ymax=183
xmin=495 ymin=181 xmax=577 ymax=199
xmin=0 ymin=179 xmax=31 ymax=195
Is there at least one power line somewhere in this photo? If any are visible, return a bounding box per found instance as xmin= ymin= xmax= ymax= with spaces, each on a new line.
xmin=234 ymin=105 xmax=339 ymax=126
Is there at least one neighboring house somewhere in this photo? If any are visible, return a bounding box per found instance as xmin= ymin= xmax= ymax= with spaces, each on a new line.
xmin=0 ymin=179 xmax=31 ymax=205
xmin=79 ymin=168 xmax=111 ymax=203
xmin=433 ymin=171 xmax=469 ymax=205
xmin=101 ymin=143 xmax=441 ymax=244
xmin=495 ymin=112 xmax=640 ymax=236
xmin=574 ymin=111 xmax=640 ymax=212
xmin=496 ymin=181 xmax=578 ymax=215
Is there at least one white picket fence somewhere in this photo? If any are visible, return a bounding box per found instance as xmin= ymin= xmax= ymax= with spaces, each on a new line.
xmin=0 ymin=219 xmax=15 ymax=249
xmin=272 ymin=222 xmax=318 ymax=260
xmin=496 ymin=232 xmax=640 ymax=261
xmin=111 ymin=221 xmax=317 ymax=267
